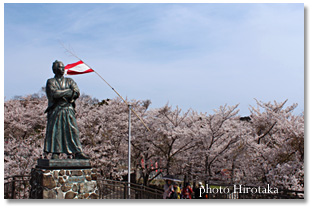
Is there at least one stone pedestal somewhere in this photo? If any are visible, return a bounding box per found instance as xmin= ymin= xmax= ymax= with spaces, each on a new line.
xmin=30 ymin=159 xmax=99 ymax=199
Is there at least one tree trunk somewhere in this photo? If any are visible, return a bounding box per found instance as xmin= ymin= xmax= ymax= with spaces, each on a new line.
xmin=204 ymin=155 xmax=209 ymax=185
xmin=143 ymin=173 xmax=149 ymax=186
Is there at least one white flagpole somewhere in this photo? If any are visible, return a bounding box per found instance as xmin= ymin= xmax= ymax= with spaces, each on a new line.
xmin=128 ymin=104 xmax=131 ymax=199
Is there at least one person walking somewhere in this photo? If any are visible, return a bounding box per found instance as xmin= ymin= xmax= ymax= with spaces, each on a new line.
xmin=181 ymin=183 xmax=193 ymax=199
xmin=163 ymin=180 xmax=173 ymax=199
xmin=194 ymin=182 xmax=204 ymax=199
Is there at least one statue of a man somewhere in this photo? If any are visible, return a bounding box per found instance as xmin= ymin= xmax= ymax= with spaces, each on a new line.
xmin=44 ymin=60 xmax=89 ymax=159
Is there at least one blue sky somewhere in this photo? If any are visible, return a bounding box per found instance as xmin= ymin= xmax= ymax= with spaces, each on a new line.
xmin=4 ymin=3 xmax=304 ymax=115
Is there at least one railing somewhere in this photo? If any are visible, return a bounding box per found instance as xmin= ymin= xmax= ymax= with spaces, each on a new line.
xmin=4 ymin=175 xmax=304 ymax=199
xmin=4 ymin=175 xmax=163 ymax=199
xmin=237 ymin=188 xmax=304 ymax=199
xmin=97 ymin=179 xmax=163 ymax=199
xmin=4 ymin=175 xmax=31 ymax=199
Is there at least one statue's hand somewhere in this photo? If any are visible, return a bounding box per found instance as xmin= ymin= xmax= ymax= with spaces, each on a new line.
xmin=70 ymin=87 xmax=80 ymax=99
xmin=68 ymin=89 xmax=80 ymax=103
xmin=73 ymin=91 xmax=80 ymax=99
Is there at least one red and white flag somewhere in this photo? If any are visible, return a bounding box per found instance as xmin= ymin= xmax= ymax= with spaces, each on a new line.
xmin=65 ymin=60 xmax=94 ymax=75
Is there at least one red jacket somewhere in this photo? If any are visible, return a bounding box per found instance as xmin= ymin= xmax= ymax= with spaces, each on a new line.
xmin=182 ymin=186 xmax=193 ymax=199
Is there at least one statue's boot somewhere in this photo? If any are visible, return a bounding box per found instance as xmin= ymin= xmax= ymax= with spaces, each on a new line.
xmin=75 ymin=152 xmax=90 ymax=159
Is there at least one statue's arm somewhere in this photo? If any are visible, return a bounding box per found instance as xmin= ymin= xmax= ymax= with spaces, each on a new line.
xmin=68 ymin=78 xmax=80 ymax=99
xmin=47 ymin=79 xmax=73 ymax=99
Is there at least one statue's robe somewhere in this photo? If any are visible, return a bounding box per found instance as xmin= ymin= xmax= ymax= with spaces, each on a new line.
xmin=44 ymin=76 xmax=83 ymax=154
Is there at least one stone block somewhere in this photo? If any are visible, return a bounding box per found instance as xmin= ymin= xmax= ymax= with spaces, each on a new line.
xmin=59 ymin=169 xmax=65 ymax=176
xmin=83 ymin=181 xmax=96 ymax=193
xmin=79 ymin=182 xmax=85 ymax=193
xmin=43 ymin=174 xmax=56 ymax=189
xmin=43 ymin=189 xmax=56 ymax=199
xmin=72 ymin=184 xmax=78 ymax=192
xmin=61 ymin=183 xmax=72 ymax=192
xmin=89 ymin=193 xmax=99 ymax=199
xmin=65 ymin=191 xmax=77 ymax=199
xmin=37 ymin=159 xmax=91 ymax=169
xmin=53 ymin=171 xmax=59 ymax=179
xmin=30 ymin=166 xmax=98 ymax=199
xmin=58 ymin=177 xmax=65 ymax=184
xmin=83 ymin=170 xmax=91 ymax=175
xmin=71 ymin=170 xmax=83 ymax=176
xmin=57 ymin=188 xmax=64 ymax=199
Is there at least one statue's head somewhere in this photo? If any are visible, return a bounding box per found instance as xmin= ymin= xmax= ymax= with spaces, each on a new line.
xmin=52 ymin=60 xmax=65 ymax=76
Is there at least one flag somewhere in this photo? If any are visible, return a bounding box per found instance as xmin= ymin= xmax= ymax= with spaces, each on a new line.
xmin=65 ymin=60 xmax=94 ymax=75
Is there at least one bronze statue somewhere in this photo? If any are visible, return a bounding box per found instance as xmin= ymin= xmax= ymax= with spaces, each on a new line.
xmin=44 ymin=60 xmax=89 ymax=159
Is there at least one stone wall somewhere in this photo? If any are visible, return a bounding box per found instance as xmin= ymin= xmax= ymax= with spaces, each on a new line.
xmin=30 ymin=167 xmax=99 ymax=199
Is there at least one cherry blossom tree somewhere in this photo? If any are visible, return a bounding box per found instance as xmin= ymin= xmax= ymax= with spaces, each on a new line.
xmin=75 ymin=95 xmax=129 ymax=179
xmin=4 ymin=93 xmax=304 ymax=192
xmin=231 ymin=100 xmax=304 ymax=190
xmin=185 ymin=104 xmax=242 ymax=184
xmin=4 ymin=94 xmax=46 ymax=178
